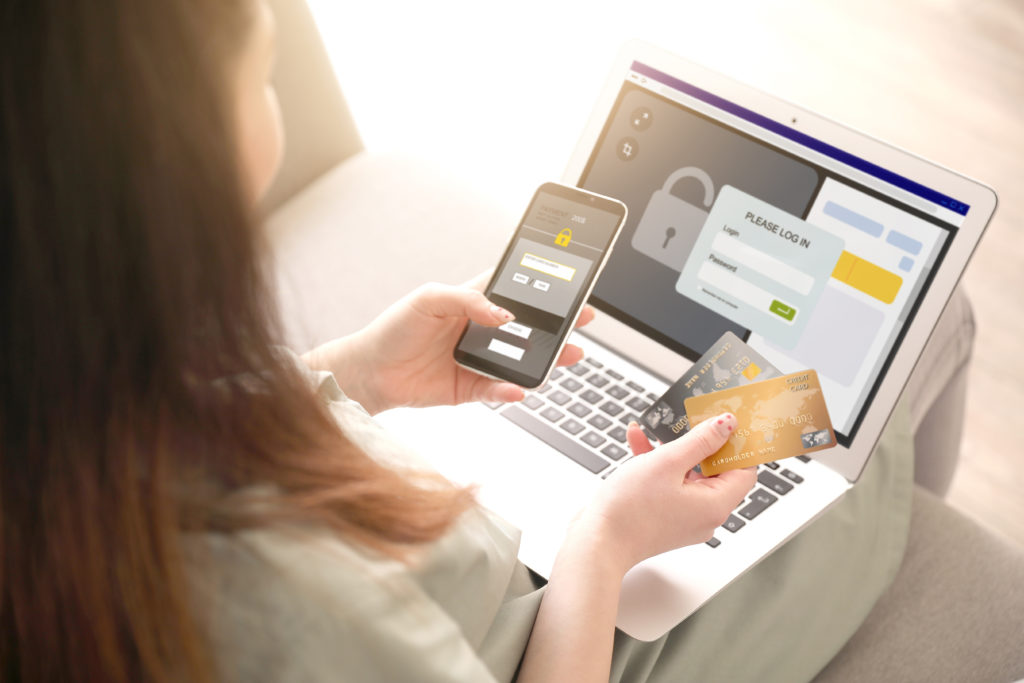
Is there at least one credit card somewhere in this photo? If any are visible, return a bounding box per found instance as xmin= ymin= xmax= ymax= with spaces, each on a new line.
xmin=683 ymin=369 xmax=836 ymax=475
xmin=640 ymin=331 xmax=782 ymax=443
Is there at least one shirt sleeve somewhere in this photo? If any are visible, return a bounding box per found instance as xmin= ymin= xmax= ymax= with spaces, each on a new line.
xmin=189 ymin=525 xmax=502 ymax=683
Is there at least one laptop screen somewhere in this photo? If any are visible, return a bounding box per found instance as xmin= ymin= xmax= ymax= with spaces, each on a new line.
xmin=578 ymin=61 xmax=968 ymax=446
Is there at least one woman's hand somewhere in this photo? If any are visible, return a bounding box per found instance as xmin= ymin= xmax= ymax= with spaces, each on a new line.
xmin=577 ymin=414 xmax=757 ymax=575
xmin=518 ymin=415 xmax=756 ymax=682
xmin=302 ymin=274 xmax=594 ymax=415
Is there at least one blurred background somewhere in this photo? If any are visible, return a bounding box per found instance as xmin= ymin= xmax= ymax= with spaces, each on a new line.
xmin=306 ymin=0 xmax=1023 ymax=547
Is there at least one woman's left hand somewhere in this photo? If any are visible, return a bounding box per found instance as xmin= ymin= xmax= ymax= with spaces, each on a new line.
xmin=302 ymin=273 xmax=595 ymax=415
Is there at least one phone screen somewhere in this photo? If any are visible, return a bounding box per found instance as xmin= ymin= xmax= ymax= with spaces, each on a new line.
xmin=454 ymin=183 xmax=626 ymax=388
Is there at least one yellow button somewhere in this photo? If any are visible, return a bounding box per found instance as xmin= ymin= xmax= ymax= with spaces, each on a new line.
xmin=831 ymin=251 xmax=903 ymax=304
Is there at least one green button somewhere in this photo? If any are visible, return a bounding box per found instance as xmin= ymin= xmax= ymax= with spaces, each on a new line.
xmin=769 ymin=299 xmax=796 ymax=321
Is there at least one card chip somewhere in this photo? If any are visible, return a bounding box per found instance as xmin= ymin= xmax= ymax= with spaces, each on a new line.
xmin=742 ymin=362 xmax=762 ymax=380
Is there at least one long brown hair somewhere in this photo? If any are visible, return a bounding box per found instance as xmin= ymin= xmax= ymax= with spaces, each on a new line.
xmin=0 ymin=1 xmax=473 ymax=680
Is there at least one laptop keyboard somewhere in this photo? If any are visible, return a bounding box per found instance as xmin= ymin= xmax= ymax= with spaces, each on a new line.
xmin=485 ymin=356 xmax=807 ymax=549
xmin=712 ymin=459 xmax=808 ymax=546
xmin=486 ymin=357 xmax=651 ymax=476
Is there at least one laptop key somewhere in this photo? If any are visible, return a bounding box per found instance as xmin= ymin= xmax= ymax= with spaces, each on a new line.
xmin=548 ymin=391 xmax=571 ymax=406
xmin=580 ymin=389 xmax=603 ymax=404
xmin=588 ymin=414 xmax=613 ymax=430
xmin=722 ymin=515 xmax=746 ymax=533
xmin=560 ymin=378 xmax=584 ymax=393
xmin=540 ymin=407 xmax=563 ymax=422
xmin=584 ymin=357 xmax=603 ymax=368
xmin=601 ymin=443 xmax=627 ymax=460
xmin=797 ymin=455 xmax=811 ymax=463
xmin=550 ymin=368 xmax=564 ymax=380
xmin=482 ymin=401 xmax=503 ymax=409
xmin=522 ymin=395 xmax=543 ymax=410
xmin=501 ymin=405 xmax=609 ymax=474
xmin=605 ymin=368 xmax=624 ymax=380
xmin=607 ymin=385 xmax=630 ymax=400
xmin=567 ymin=363 xmax=588 ymax=376
xmin=560 ymin=419 xmax=585 ymax=436
xmin=567 ymin=402 xmax=591 ymax=418
xmin=626 ymin=381 xmax=646 ymax=393
xmin=757 ymin=470 xmax=794 ymax=495
xmin=762 ymin=460 xmax=780 ymax=470
xmin=609 ymin=427 xmax=627 ymax=443
xmin=586 ymin=374 xmax=610 ymax=388
xmin=739 ymin=492 xmax=776 ymax=520
xmin=781 ymin=469 xmax=804 ymax=484
xmin=600 ymin=401 xmax=624 ymax=416
xmin=581 ymin=431 xmax=606 ymax=448
xmin=626 ymin=396 xmax=651 ymax=412
xmin=705 ymin=536 xmax=721 ymax=548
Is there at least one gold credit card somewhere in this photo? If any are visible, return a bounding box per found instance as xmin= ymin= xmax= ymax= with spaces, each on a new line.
xmin=683 ymin=369 xmax=836 ymax=476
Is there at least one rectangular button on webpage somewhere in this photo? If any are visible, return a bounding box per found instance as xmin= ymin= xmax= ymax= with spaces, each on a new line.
xmin=769 ymin=300 xmax=797 ymax=321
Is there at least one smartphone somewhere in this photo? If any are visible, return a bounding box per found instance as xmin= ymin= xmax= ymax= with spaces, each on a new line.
xmin=454 ymin=182 xmax=628 ymax=389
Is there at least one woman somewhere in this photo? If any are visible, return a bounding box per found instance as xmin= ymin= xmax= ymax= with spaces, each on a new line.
xmin=0 ymin=1 xmax=912 ymax=681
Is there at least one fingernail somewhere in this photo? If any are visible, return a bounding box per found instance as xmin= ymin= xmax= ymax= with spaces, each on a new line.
xmin=490 ymin=305 xmax=514 ymax=321
xmin=713 ymin=413 xmax=736 ymax=438
xmin=627 ymin=421 xmax=639 ymax=429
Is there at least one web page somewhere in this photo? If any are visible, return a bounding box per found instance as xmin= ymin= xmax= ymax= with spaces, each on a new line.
xmin=578 ymin=64 xmax=962 ymax=442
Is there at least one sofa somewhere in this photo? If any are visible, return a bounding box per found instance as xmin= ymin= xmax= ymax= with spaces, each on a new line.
xmin=263 ymin=1 xmax=1024 ymax=680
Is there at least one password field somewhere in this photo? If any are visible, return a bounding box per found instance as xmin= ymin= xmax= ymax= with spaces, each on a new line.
xmin=711 ymin=232 xmax=814 ymax=295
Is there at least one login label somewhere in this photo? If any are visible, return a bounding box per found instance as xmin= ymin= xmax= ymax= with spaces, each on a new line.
xmin=676 ymin=185 xmax=845 ymax=348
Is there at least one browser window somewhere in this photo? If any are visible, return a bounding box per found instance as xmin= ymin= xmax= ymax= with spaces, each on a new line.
xmin=579 ymin=62 xmax=966 ymax=442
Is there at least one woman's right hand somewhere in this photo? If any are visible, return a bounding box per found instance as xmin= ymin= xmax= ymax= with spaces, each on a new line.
xmin=574 ymin=414 xmax=757 ymax=576
xmin=518 ymin=414 xmax=758 ymax=682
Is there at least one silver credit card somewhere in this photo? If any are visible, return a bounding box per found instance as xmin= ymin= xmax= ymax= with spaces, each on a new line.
xmin=641 ymin=331 xmax=781 ymax=443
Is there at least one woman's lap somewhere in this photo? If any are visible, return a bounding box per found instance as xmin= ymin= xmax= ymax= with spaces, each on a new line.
xmin=608 ymin=401 xmax=914 ymax=682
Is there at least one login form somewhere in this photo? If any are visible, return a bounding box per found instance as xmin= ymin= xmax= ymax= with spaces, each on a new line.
xmin=676 ymin=185 xmax=845 ymax=348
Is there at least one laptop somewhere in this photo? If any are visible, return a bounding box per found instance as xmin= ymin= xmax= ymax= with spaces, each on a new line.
xmin=375 ymin=40 xmax=997 ymax=641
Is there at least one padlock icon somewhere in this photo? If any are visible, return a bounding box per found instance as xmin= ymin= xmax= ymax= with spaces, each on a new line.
xmin=555 ymin=228 xmax=572 ymax=247
xmin=630 ymin=166 xmax=716 ymax=272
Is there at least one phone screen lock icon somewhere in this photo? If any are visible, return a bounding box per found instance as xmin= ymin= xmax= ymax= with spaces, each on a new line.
xmin=631 ymin=166 xmax=716 ymax=272
xmin=555 ymin=228 xmax=572 ymax=247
